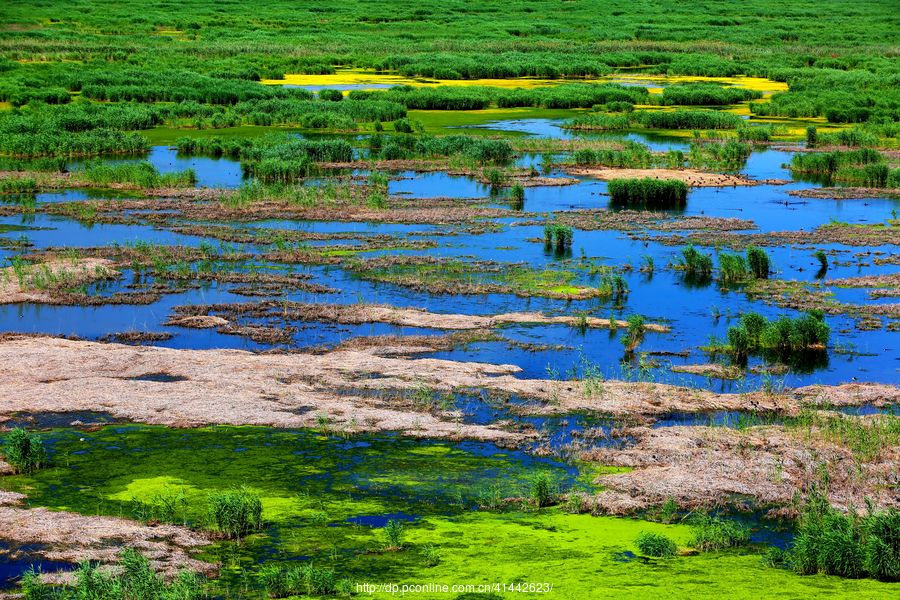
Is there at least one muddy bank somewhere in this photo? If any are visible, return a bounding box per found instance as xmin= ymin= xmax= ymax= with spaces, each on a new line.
xmin=585 ymin=420 xmax=899 ymax=514
xmin=0 ymin=336 xmax=522 ymax=442
xmin=670 ymin=364 xmax=744 ymax=379
xmin=651 ymin=223 xmax=900 ymax=247
xmin=0 ymin=490 xmax=215 ymax=580
xmin=745 ymin=278 xmax=900 ymax=321
xmin=789 ymin=187 xmax=900 ymax=200
xmin=319 ymin=160 xmax=578 ymax=187
xmin=563 ymin=166 xmax=788 ymax=187
xmin=826 ymin=273 xmax=900 ymax=289
xmin=0 ymin=337 xmax=895 ymax=433
xmin=168 ymin=301 xmax=670 ymax=333
xmin=0 ymin=258 xmax=117 ymax=304
xmin=515 ymin=209 xmax=755 ymax=233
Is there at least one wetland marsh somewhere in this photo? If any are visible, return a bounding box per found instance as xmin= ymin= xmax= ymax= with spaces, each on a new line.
xmin=0 ymin=1 xmax=898 ymax=598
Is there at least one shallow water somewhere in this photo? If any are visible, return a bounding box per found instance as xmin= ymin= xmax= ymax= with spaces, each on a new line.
xmin=1 ymin=117 xmax=898 ymax=391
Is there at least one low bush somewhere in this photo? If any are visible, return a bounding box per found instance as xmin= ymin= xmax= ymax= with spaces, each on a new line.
xmin=76 ymin=161 xmax=196 ymax=188
xmin=635 ymin=532 xmax=678 ymax=557
xmin=3 ymin=428 xmax=48 ymax=474
xmin=787 ymin=490 xmax=900 ymax=581
xmin=22 ymin=548 xmax=205 ymax=600
xmin=690 ymin=514 xmax=750 ymax=551
xmin=529 ymin=472 xmax=558 ymax=508
xmin=746 ymin=246 xmax=769 ymax=279
xmin=543 ymin=223 xmax=573 ymax=252
xmin=676 ymin=246 xmax=713 ymax=282
xmin=384 ymin=519 xmax=405 ymax=549
xmin=661 ymin=84 xmax=761 ymax=106
xmin=206 ymin=486 xmax=263 ymax=539
xmin=635 ymin=109 xmax=742 ymax=130
xmin=256 ymin=563 xmax=346 ymax=598
xmin=607 ymin=178 xmax=688 ymax=209
xmin=727 ymin=310 xmax=829 ymax=362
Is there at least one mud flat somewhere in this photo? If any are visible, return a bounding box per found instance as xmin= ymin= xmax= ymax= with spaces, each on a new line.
xmin=584 ymin=420 xmax=899 ymax=515
xmin=169 ymin=301 xmax=671 ymax=333
xmin=0 ymin=258 xmax=117 ymax=304
xmin=653 ymin=223 xmax=900 ymax=247
xmin=0 ymin=490 xmax=215 ymax=580
xmin=0 ymin=337 xmax=895 ymax=431
xmin=564 ymin=166 xmax=788 ymax=187
xmin=789 ymin=187 xmax=900 ymax=200
xmin=0 ymin=336 xmax=522 ymax=442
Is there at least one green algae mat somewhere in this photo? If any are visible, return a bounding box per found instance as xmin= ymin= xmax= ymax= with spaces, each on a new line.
xmin=2 ymin=425 xmax=895 ymax=599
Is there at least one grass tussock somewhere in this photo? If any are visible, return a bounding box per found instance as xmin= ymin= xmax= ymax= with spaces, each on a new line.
xmin=635 ymin=532 xmax=678 ymax=557
xmin=607 ymin=178 xmax=688 ymax=209
xmin=772 ymin=490 xmax=900 ymax=582
xmin=206 ymin=486 xmax=263 ymax=539
xmin=2 ymin=427 xmax=48 ymax=474
xmin=22 ymin=548 xmax=205 ymax=600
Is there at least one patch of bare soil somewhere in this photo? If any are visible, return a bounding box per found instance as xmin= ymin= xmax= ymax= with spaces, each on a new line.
xmin=165 ymin=315 xmax=230 ymax=328
xmin=515 ymin=209 xmax=755 ymax=232
xmin=43 ymin=194 xmax=516 ymax=227
xmin=670 ymin=364 xmax=744 ymax=379
xmin=0 ymin=337 xmax=895 ymax=435
xmin=651 ymin=223 xmax=900 ymax=247
xmin=0 ymin=258 xmax=117 ymax=304
xmin=0 ymin=490 xmax=215 ymax=580
xmin=168 ymin=301 xmax=670 ymax=333
xmin=584 ymin=421 xmax=899 ymax=514
xmin=318 ymin=160 xmax=578 ymax=187
xmin=745 ymin=279 xmax=900 ymax=320
xmin=563 ymin=166 xmax=788 ymax=187
xmin=826 ymin=273 xmax=900 ymax=289
xmin=789 ymin=187 xmax=900 ymax=200
xmin=100 ymin=331 xmax=175 ymax=344
xmin=0 ymin=336 xmax=522 ymax=442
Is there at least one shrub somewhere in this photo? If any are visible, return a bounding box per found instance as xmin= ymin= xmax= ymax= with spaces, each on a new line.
xmin=543 ymin=223 xmax=573 ymax=252
xmin=23 ymin=548 xmax=205 ymax=600
xmin=393 ymin=117 xmax=415 ymax=133
xmin=814 ymin=250 xmax=828 ymax=273
xmin=206 ymin=486 xmax=263 ymax=539
xmin=806 ymin=126 xmax=818 ymax=148
xmin=3 ymin=428 xmax=48 ymax=474
xmin=864 ymin=511 xmax=900 ymax=581
xmin=677 ymin=245 xmax=713 ymax=280
xmin=718 ymin=252 xmax=748 ymax=283
xmin=690 ymin=514 xmax=750 ymax=551
xmin=607 ymin=178 xmax=688 ymax=209
xmin=636 ymin=109 xmax=742 ymax=130
xmin=421 ymin=544 xmax=441 ymax=567
xmin=529 ymin=471 xmax=558 ymax=508
xmin=76 ymin=161 xmax=196 ymax=188
xmin=635 ymin=532 xmax=678 ymax=557
xmin=661 ymin=83 xmax=761 ymax=106
xmin=0 ymin=176 xmax=38 ymax=194
xmin=791 ymin=491 xmax=862 ymax=578
xmin=318 ymin=88 xmax=344 ymax=101
xmin=737 ymin=125 xmax=774 ymax=142
xmin=746 ymin=246 xmax=770 ymax=279
xmin=620 ymin=314 xmax=646 ymax=353
xmin=509 ymin=183 xmax=525 ymax=209
xmin=255 ymin=563 xmax=342 ymax=598
xmin=726 ymin=311 xmax=829 ymax=365
xmin=384 ymin=519 xmax=405 ymax=549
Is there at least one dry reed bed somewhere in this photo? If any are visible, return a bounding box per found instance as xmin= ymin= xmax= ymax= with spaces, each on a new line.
xmin=585 ymin=421 xmax=899 ymax=515
xmin=0 ymin=490 xmax=216 ymax=581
